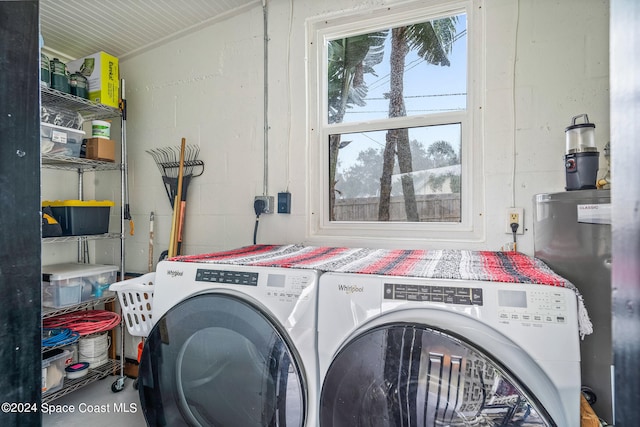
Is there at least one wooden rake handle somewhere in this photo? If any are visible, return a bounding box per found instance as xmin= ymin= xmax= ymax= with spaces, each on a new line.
xmin=168 ymin=138 xmax=186 ymax=257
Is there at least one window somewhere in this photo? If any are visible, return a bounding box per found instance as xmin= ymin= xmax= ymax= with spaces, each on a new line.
xmin=308 ymin=0 xmax=483 ymax=244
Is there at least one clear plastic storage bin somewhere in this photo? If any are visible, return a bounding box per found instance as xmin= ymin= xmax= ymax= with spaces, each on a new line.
xmin=42 ymin=348 xmax=72 ymax=395
xmin=40 ymin=122 xmax=84 ymax=157
xmin=42 ymin=263 xmax=118 ymax=308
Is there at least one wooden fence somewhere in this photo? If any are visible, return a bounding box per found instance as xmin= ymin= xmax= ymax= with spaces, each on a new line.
xmin=334 ymin=193 xmax=461 ymax=222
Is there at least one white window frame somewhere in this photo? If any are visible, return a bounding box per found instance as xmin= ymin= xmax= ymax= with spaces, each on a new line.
xmin=306 ymin=0 xmax=485 ymax=247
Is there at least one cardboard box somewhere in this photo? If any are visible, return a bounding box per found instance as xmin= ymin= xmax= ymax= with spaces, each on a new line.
xmin=85 ymin=137 xmax=115 ymax=162
xmin=66 ymin=52 xmax=119 ymax=108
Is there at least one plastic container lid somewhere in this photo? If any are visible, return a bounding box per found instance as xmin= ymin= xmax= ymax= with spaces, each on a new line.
xmin=40 ymin=122 xmax=86 ymax=135
xmin=42 ymin=263 xmax=119 ymax=281
xmin=42 ymin=200 xmax=115 ymax=207
xmin=65 ymin=362 xmax=90 ymax=379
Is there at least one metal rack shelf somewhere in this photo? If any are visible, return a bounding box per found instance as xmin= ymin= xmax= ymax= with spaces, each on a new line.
xmin=42 ymin=233 xmax=122 ymax=244
xmin=42 ymin=153 xmax=121 ymax=171
xmin=42 ymin=294 xmax=117 ymax=320
xmin=41 ymin=83 xmax=128 ymax=401
xmin=42 ymin=359 xmax=121 ymax=404
xmin=41 ymin=86 xmax=121 ymax=121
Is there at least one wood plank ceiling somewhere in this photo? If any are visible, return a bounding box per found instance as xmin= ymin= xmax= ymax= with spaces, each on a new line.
xmin=39 ymin=0 xmax=259 ymax=61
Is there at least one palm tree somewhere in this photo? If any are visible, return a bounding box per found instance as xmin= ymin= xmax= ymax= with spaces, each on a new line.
xmin=378 ymin=19 xmax=458 ymax=221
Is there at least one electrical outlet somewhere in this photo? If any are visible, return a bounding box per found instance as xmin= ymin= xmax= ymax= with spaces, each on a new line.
xmin=505 ymin=207 xmax=524 ymax=234
xmin=254 ymin=196 xmax=274 ymax=214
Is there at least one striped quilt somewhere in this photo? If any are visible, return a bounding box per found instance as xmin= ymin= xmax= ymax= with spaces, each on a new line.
xmin=171 ymin=244 xmax=592 ymax=337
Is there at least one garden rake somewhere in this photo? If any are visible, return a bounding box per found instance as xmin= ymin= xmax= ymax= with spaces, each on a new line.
xmin=146 ymin=142 xmax=204 ymax=258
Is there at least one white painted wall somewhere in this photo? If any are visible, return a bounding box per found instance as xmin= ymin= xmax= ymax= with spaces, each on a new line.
xmin=118 ymin=0 xmax=609 ymax=273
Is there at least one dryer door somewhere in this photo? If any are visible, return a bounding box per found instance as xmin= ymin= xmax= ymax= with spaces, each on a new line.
xmin=139 ymin=293 xmax=306 ymax=427
xmin=320 ymin=323 xmax=554 ymax=427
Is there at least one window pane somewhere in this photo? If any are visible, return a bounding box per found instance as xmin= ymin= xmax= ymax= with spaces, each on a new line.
xmin=330 ymin=124 xmax=461 ymax=222
xmin=327 ymin=13 xmax=467 ymax=124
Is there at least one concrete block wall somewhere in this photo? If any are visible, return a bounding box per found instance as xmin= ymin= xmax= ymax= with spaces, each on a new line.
xmin=115 ymin=0 xmax=609 ymax=273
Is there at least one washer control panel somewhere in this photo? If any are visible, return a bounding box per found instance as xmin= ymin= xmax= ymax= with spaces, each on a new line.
xmin=196 ymin=268 xmax=259 ymax=286
xmin=383 ymin=283 xmax=484 ymax=306
xmin=497 ymin=289 xmax=568 ymax=324
xmin=195 ymin=268 xmax=313 ymax=302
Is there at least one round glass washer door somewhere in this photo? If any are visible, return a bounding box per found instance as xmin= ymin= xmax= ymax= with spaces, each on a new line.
xmin=320 ymin=323 xmax=554 ymax=427
xmin=138 ymin=293 xmax=306 ymax=427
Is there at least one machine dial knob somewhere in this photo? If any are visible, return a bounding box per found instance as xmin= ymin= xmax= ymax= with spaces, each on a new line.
xmin=565 ymin=158 xmax=576 ymax=171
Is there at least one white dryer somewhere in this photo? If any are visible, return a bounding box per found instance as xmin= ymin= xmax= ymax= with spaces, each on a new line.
xmin=317 ymin=272 xmax=581 ymax=427
xmin=138 ymin=258 xmax=319 ymax=427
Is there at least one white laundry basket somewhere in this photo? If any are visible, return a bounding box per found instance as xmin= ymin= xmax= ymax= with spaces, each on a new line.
xmin=109 ymin=272 xmax=155 ymax=363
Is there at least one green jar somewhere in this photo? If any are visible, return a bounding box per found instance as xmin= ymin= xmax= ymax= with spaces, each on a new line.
xmin=50 ymin=57 xmax=70 ymax=93
xmin=70 ymin=72 xmax=88 ymax=99
xmin=40 ymin=53 xmax=50 ymax=87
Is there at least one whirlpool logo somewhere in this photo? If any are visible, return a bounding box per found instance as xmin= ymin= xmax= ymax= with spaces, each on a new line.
xmin=166 ymin=269 xmax=184 ymax=278
xmin=338 ymin=284 xmax=364 ymax=294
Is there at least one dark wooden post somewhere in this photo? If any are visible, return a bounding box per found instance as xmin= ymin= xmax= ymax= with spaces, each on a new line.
xmin=0 ymin=1 xmax=42 ymax=425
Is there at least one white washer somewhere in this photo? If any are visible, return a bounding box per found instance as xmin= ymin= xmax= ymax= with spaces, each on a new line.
xmin=138 ymin=259 xmax=319 ymax=427
xmin=317 ymin=272 xmax=581 ymax=427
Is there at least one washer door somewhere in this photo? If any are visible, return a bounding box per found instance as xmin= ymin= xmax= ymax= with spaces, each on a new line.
xmin=139 ymin=293 xmax=306 ymax=427
xmin=320 ymin=323 xmax=554 ymax=427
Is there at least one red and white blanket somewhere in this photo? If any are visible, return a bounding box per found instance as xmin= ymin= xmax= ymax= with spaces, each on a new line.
xmin=172 ymin=244 xmax=592 ymax=337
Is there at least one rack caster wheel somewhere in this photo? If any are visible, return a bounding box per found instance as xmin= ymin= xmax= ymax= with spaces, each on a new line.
xmin=581 ymin=386 xmax=597 ymax=405
xmin=133 ymin=378 xmax=139 ymax=390
xmin=111 ymin=377 xmax=125 ymax=393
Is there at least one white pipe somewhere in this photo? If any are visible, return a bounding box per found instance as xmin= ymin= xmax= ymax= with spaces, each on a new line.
xmin=263 ymin=0 xmax=269 ymax=196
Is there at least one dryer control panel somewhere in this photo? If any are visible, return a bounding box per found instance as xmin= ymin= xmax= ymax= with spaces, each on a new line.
xmin=497 ymin=289 xmax=568 ymax=324
xmin=383 ymin=283 xmax=483 ymax=306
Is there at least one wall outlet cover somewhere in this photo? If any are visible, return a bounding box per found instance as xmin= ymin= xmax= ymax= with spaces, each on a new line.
xmin=505 ymin=207 xmax=524 ymax=234
xmin=254 ymin=196 xmax=274 ymax=214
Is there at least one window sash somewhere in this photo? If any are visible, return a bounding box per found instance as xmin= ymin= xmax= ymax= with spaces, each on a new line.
xmin=330 ymin=124 xmax=463 ymax=223
xmin=307 ymin=0 xmax=484 ymax=244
